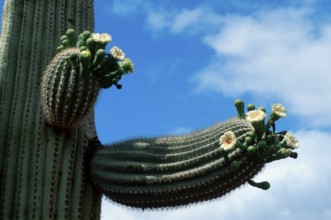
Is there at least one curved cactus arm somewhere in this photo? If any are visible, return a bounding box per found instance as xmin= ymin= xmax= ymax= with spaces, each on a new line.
xmin=90 ymin=118 xmax=259 ymax=209
xmin=89 ymin=100 xmax=299 ymax=209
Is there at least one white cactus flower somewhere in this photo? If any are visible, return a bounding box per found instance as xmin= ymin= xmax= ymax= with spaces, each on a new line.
xmin=285 ymin=132 xmax=299 ymax=149
xmin=219 ymin=131 xmax=237 ymax=151
xmin=246 ymin=109 xmax=266 ymax=123
xmin=91 ymin=33 xmax=112 ymax=43
xmin=272 ymin=103 xmax=286 ymax=118
xmin=110 ymin=46 xmax=125 ymax=60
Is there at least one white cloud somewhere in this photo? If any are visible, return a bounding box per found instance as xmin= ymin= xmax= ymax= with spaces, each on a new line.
xmin=145 ymin=7 xmax=223 ymax=35
xmin=170 ymin=8 xmax=206 ymax=33
xmin=170 ymin=8 xmax=224 ymax=34
xmin=146 ymin=10 xmax=173 ymax=31
xmin=101 ymin=129 xmax=331 ymax=220
xmin=193 ymin=8 xmax=331 ymax=128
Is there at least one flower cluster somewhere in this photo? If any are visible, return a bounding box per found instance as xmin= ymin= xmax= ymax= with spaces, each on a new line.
xmin=56 ymin=29 xmax=134 ymax=89
xmin=219 ymin=101 xmax=299 ymax=156
xmin=233 ymin=99 xmax=299 ymax=160
xmin=229 ymin=99 xmax=300 ymax=189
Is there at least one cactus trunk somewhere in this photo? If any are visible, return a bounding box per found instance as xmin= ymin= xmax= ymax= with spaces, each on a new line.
xmin=0 ymin=0 xmax=102 ymax=219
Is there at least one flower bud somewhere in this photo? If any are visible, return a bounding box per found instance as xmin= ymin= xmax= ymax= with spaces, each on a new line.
xmin=247 ymin=103 xmax=255 ymax=111
xmin=245 ymin=136 xmax=253 ymax=145
xmin=93 ymin=49 xmax=106 ymax=64
xmin=234 ymin=99 xmax=245 ymax=119
xmin=247 ymin=146 xmax=256 ymax=156
xmin=257 ymin=140 xmax=267 ymax=150
xmin=119 ymin=58 xmax=134 ymax=73
xmin=66 ymin=29 xmax=77 ymax=46
xmin=276 ymin=148 xmax=291 ymax=158
xmin=86 ymin=37 xmax=97 ymax=53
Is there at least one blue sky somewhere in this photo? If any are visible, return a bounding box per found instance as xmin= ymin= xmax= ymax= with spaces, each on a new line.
xmin=2 ymin=0 xmax=331 ymax=219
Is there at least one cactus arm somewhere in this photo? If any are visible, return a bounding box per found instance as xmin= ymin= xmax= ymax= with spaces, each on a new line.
xmin=90 ymin=101 xmax=299 ymax=209
xmin=90 ymin=119 xmax=263 ymax=208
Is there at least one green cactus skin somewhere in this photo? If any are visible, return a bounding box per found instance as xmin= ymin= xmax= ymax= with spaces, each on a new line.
xmin=41 ymin=48 xmax=100 ymax=129
xmin=90 ymin=119 xmax=264 ymax=208
xmin=0 ymin=0 xmax=102 ymax=219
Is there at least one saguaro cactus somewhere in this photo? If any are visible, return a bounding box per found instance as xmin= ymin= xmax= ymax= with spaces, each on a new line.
xmin=0 ymin=1 xmax=299 ymax=220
